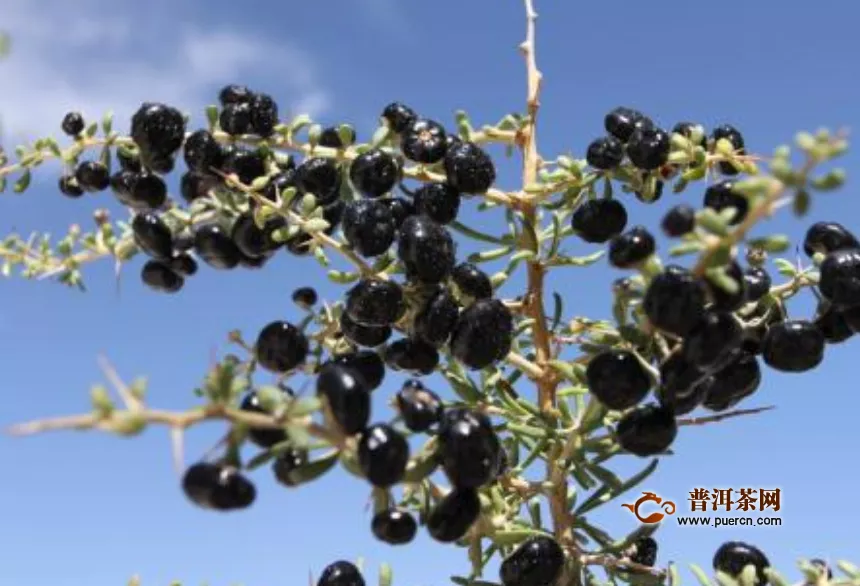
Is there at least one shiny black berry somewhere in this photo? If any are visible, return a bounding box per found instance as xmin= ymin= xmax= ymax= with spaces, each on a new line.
xmin=382 ymin=102 xmax=417 ymax=134
xmin=711 ymin=125 xmax=746 ymax=176
xmin=219 ymin=84 xmax=253 ymax=106
xmin=132 ymin=212 xmax=174 ymax=260
xmin=272 ymin=448 xmax=310 ymax=487
xmin=130 ymin=171 xmax=168 ymax=208
xmin=384 ymin=338 xmax=439 ymax=375
xmin=452 ymin=262 xmax=493 ymax=300
xmin=358 ymin=423 xmax=409 ymax=487
xmin=704 ymin=180 xmax=748 ymax=224
xmin=330 ymin=350 xmax=385 ymax=391
xmin=438 ymin=408 xmax=501 ymax=489
xmin=319 ymin=126 xmax=356 ymax=148
xmin=396 ymin=379 xmax=444 ymax=432
xmin=397 ymin=215 xmax=456 ymax=284
xmin=317 ymin=561 xmax=365 ymax=586
xmin=249 ymin=93 xmax=278 ymax=137
xmin=586 ymin=136 xmax=624 ymax=170
xmin=58 ymin=176 xmax=84 ymax=198
xmin=170 ymin=253 xmax=198 ymax=277
xmin=131 ymin=102 xmax=186 ymax=160
xmin=585 ymin=349 xmax=651 ymax=410
xmin=814 ymin=303 xmax=854 ymax=343
xmin=744 ymin=267 xmax=772 ymax=302
xmin=702 ymin=351 xmax=762 ymax=411
xmin=292 ymin=286 xmax=318 ymax=308
xmin=219 ymin=102 xmax=252 ymax=136
xmin=342 ymin=200 xmax=397 ymax=257
xmin=61 ymin=111 xmax=85 ymax=136
xmin=117 ymin=149 xmax=142 ymax=173
xmin=644 ymin=265 xmax=708 ymax=336
xmin=345 ymin=279 xmax=405 ymax=327
xmin=401 ymin=119 xmax=447 ymax=164
xmin=179 ymin=171 xmax=216 ymax=203
xmin=316 ymin=363 xmax=371 ymax=435
xmin=609 ymin=226 xmax=656 ymax=269
xmin=296 ymin=157 xmax=342 ymax=206
xmin=255 ymin=321 xmax=309 ymax=373
xmin=349 ymin=149 xmax=400 ymax=198
xmin=616 ymin=404 xmax=677 ymax=457
xmin=605 ymin=107 xmax=651 ymax=142
xmin=231 ymin=212 xmax=277 ymax=259
xmin=340 ymin=312 xmax=392 ymax=348
xmin=371 ymin=509 xmax=417 ymax=545
xmin=761 ymin=320 xmax=825 ymax=373
xmin=818 ymin=249 xmax=860 ymax=308
xmin=656 ymin=356 xmax=710 ymax=416
xmin=181 ymin=462 xmax=256 ymax=511
xmin=713 ymin=541 xmax=770 ymax=585
xmin=75 ymin=161 xmax=110 ymax=192
xmin=705 ymin=261 xmax=747 ymax=312
xmin=146 ymin=154 xmax=175 ymax=175
xmin=414 ymin=182 xmax=461 ymax=224
xmin=450 ymin=299 xmax=514 ymax=370
xmin=571 ymin=199 xmax=628 ymax=244
xmin=240 ymin=387 xmax=293 ymax=448
xmin=682 ymin=311 xmax=742 ymax=370
xmin=630 ymin=537 xmax=658 ymax=567
xmin=414 ymin=287 xmax=460 ymax=347
xmin=499 ymin=535 xmax=565 ymax=586
xmin=141 ymin=260 xmax=184 ymax=293
xmin=626 ymin=127 xmax=670 ymax=170
xmin=426 ymin=487 xmax=481 ymax=543
xmin=661 ymin=204 xmax=696 ymax=237
xmin=803 ymin=221 xmax=859 ymax=257
xmin=224 ymin=148 xmax=266 ymax=186
xmin=672 ymin=122 xmax=707 ymax=147
xmin=380 ymin=197 xmax=415 ymax=228
xmin=183 ymin=130 xmax=223 ymax=172
xmin=194 ymin=224 xmax=242 ymax=269
xmin=444 ymin=142 xmax=496 ymax=194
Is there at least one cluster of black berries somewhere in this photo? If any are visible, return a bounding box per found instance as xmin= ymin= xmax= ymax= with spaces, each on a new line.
xmin=585 ymin=219 xmax=860 ymax=458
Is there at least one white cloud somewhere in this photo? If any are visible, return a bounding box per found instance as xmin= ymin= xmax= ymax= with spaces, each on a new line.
xmin=0 ymin=0 xmax=331 ymax=144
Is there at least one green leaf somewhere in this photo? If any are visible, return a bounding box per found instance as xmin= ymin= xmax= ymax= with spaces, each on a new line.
xmin=550 ymin=292 xmax=563 ymax=333
xmin=578 ymin=396 xmax=608 ymax=434
xmin=303 ymin=218 xmax=330 ymax=233
xmin=574 ymin=458 xmax=659 ymax=516
xmin=705 ymin=266 xmax=740 ymax=295
xmin=328 ymin=270 xmax=360 ymax=284
xmin=450 ymin=221 xmax=506 ymax=244
xmin=378 ymin=564 xmax=392 ymax=586
xmin=747 ymin=235 xmax=790 ymax=254
xmin=669 ymin=563 xmax=681 ymax=586
xmin=205 ymin=104 xmax=219 ymax=129
xmin=669 ymin=241 xmax=705 ymax=256
xmin=491 ymin=529 xmax=550 ymax=547
xmin=715 ymin=571 xmax=740 ymax=586
xmin=793 ymin=189 xmax=811 ymax=216
xmin=550 ymin=250 xmax=605 ymax=267
xmin=696 ymin=208 xmax=730 ymax=236
xmin=468 ymin=246 xmax=512 ymax=264
xmin=772 ymin=258 xmax=796 ymax=277
xmin=288 ymin=395 xmax=322 ymax=417
xmin=13 ymin=169 xmax=31 ymax=193
xmin=402 ymin=439 xmax=439 ymax=483
xmin=689 ymin=565 xmax=714 ymax=586
xmin=101 ymin=111 xmax=114 ymax=135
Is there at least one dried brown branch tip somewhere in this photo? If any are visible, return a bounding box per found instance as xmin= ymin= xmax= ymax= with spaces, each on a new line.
xmin=2 ymin=1 xmax=859 ymax=585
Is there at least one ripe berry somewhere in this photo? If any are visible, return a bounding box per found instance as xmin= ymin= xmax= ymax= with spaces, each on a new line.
xmin=803 ymin=221 xmax=859 ymax=257
xmin=58 ymin=176 xmax=84 ymax=198
xmin=330 ymin=350 xmax=385 ymax=391
xmin=661 ymin=204 xmax=696 ymax=237
xmin=181 ymin=462 xmax=256 ymax=511
xmin=452 ymin=262 xmax=493 ymax=300
xmin=384 ymin=338 xmax=439 ymax=375
xmin=194 ymin=224 xmax=242 ymax=269
xmin=231 ymin=212 xmax=279 ymax=259
xmin=169 ymin=254 xmax=198 ymax=277
xmin=426 ymin=487 xmax=480 ymax=543
xmin=345 ymin=279 xmax=406 ymax=327
xmin=635 ymin=178 xmax=664 ymax=203
xmin=219 ymin=102 xmax=252 ymax=136
xmin=249 ymin=92 xmax=278 ymax=137
xmin=132 ymin=212 xmax=174 ymax=260
xmin=609 ymin=224 xmax=657 ymax=269
xmin=656 ymin=359 xmax=710 ymax=416
xmin=340 ymin=312 xmax=392 ymax=348
xmin=130 ymin=171 xmax=168 ymax=208
xmin=743 ymin=267 xmax=772 ymax=302
xmin=358 ymin=423 xmax=409 ymax=487
xmin=672 ymin=122 xmax=707 ymax=148
xmin=499 ymin=535 xmax=565 ymax=586
xmin=762 ymin=320 xmax=825 ymax=373
xmin=814 ymin=303 xmax=854 ymax=343
xmin=349 ymin=149 xmax=400 ymax=198
xmin=117 ymin=149 xmax=142 ymax=173
xmin=141 ymin=260 xmax=184 ymax=293
xmin=272 ymin=448 xmax=310 ymax=487
xmin=397 ymin=215 xmax=456 ymax=284
xmin=414 ymin=182 xmax=461 ymax=224
xmin=131 ymin=102 xmax=186 ymax=160
xmin=382 ymin=102 xmax=417 ymax=133
xmin=444 ymin=142 xmax=496 ymax=194
xmin=626 ymin=127 xmax=670 ymax=170
xmin=396 ymin=379 xmax=443 ymax=432
xmin=240 ymin=387 xmax=293 ymax=448
xmin=296 ymin=157 xmax=342 ymax=206
xmin=292 ymin=286 xmax=318 ymax=308
xmin=219 ymin=84 xmax=253 ymax=106
xmin=682 ymin=311 xmax=742 ymax=370
xmin=180 ymin=171 xmax=217 ymax=203
xmin=585 ymin=349 xmax=651 ymax=410
xmin=317 ymin=363 xmax=371 ymax=435
xmin=342 ymin=200 xmax=397 ymax=257
xmin=586 ymin=136 xmax=624 ymax=170
xmin=371 ymin=509 xmax=417 ymax=545
xmin=704 ymin=180 xmax=748 ymax=224
xmin=571 ymin=199 xmax=627 ymax=244
xmin=711 ymin=125 xmax=746 ymax=175
xmin=445 ymin=133 xmax=464 ymax=151
xmin=818 ymin=249 xmax=860 ymax=308
xmin=183 ymin=129 xmax=223 ymax=172
xmin=317 ymin=561 xmax=366 ymax=586
xmin=414 ymin=287 xmax=460 ymax=347
xmin=741 ymin=306 xmax=786 ymax=355
xmin=74 ymin=161 xmax=110 ymax=192
xmin=255 ymin=321 xmax=309 ymax=373
xmin=61 ymin=111 xmax=85 ymax=136
xmin=380 ymin=197 xmax=415 ymax=228
xmin=713 ymin=541 xmax=769 ymax=585
xmin=224 ymin=148 xmax=267 ymax=187
xmin=644 ymin=265 xmax=707 ymax=336
xmin=705 ymin=261 xmax=747 ymax=312
xmin=630 ymin=537 xmax=658 ymax=567
xmin=605 ymin=107 xmax=651 ymax=142
xmin=319 ymin=126 xmax=356 ymax=148
xmin=615 ymin=404 xmax=677 ymax=457
xmin=438 ymin=408 xmax=501 ymax=489
xmin=401 ymin=119 xmax=447 ymax=164
xmin=702 ymin=351 xmax=761 ymax=411
xmin=262 ymin=168 xmax=299 ymax=203
xmin=450 ymin=299 xmax=514 ymax=370
xmin=146 ymin=154 xmax=176 ymax=175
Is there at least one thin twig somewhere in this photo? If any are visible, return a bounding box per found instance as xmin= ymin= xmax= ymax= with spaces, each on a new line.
xmin=677 ymin=405 xmax=775 ymax=427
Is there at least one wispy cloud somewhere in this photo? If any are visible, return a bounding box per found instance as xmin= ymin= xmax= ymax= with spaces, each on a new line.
xmin=354 ymin=0 xmax=413 ymax=42
xmin=0 ymin=0 xmax=331 ymax=143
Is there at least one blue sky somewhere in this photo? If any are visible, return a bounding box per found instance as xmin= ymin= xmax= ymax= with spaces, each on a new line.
xmin=1 ymin=0 xmax=859 ymax=585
